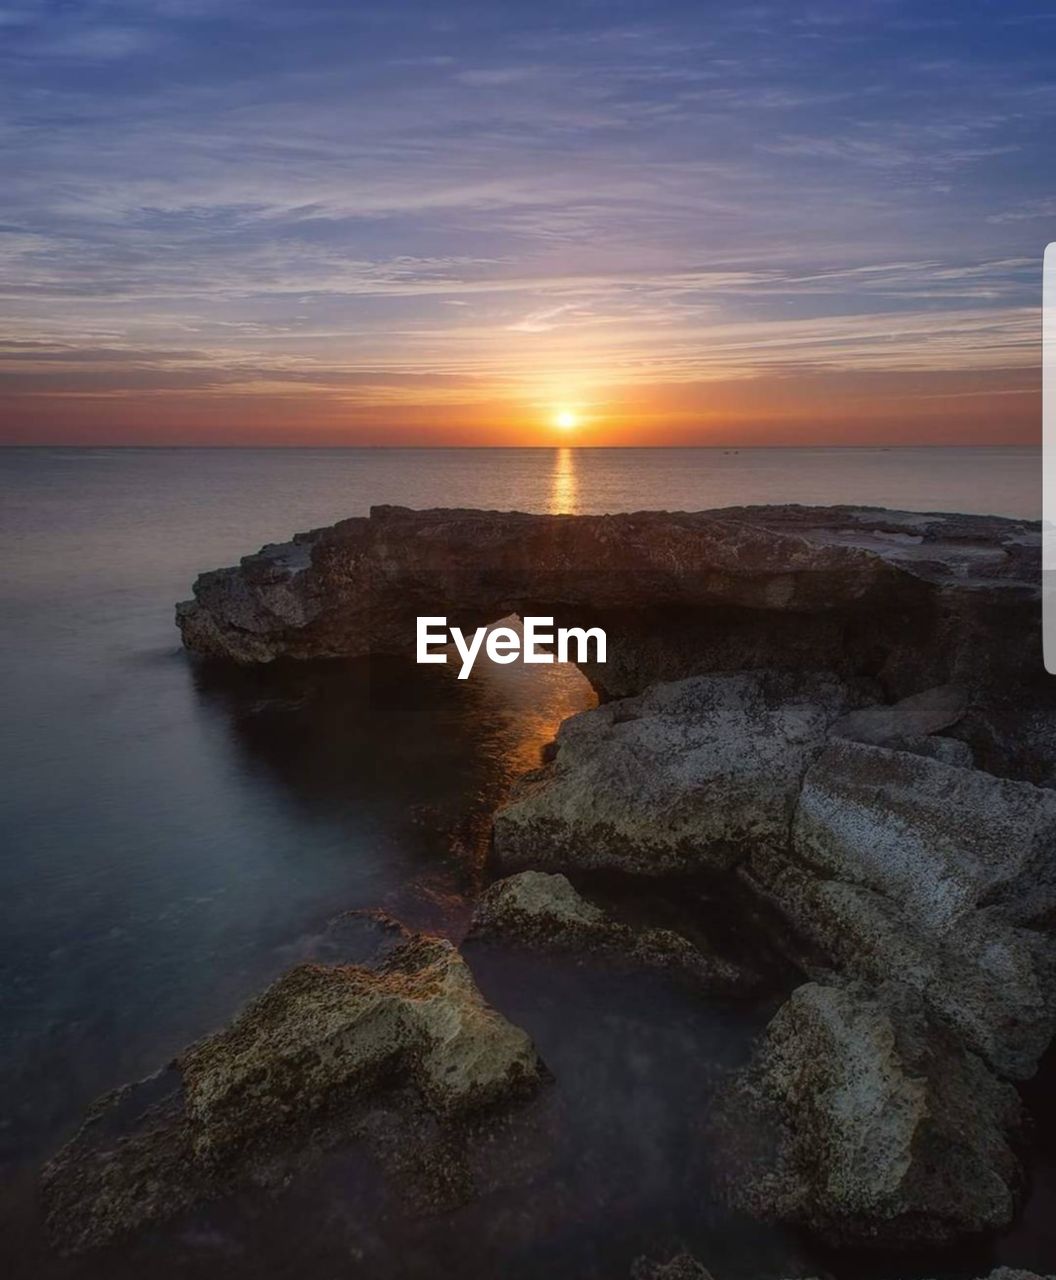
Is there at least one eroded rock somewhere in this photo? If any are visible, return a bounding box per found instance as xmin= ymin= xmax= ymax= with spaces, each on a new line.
xmin=181 ymin=935 xmax=542 ymax=1155
xmin=711 ymin=981 xmax=1026 ymax=1249
xmin=470 ymin=870 xmax=756 ymax=993
xmin=175 ymin=504 xmax=1053 ymax=782
xmin=630 ymin=1254 xmax=716 ymax=1280
xmin=42 ymin=935 xmax=544 ymax=1251
xmin=829 ymin=682 xmax=967 ymax=745
xmin=493 ymin=671 xmax=867 ymax=876
xmin=745 ymin=739 xmax=1056 ymax=1078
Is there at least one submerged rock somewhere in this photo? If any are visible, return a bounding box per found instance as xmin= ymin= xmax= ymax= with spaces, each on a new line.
xmin=493 ymin=671 xmax=866 ymax=876
xmin=470 ymin=870 xmax=756 ymax=993
xmin=712 ymin=981 xmax=1026 ymax=1249
xmin=746 ymin=738 xmax=1056 ymax=1079
xmin=42 ymin=934 xmax=544 ymax=1251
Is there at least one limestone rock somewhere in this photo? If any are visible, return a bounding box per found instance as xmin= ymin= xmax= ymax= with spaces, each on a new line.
xmin=42 ymin=935 xmax=544 ymax=1251
xmin=630 ymin=1254 xmax=716 ymax=1280
xmin=493 ymin=671 xmax=864 ymax=877
xmin=712 ymin=981 xmax=1025 ymax=1248
xmin=746 ymin=739 xmax=1056 ymax=1078
xmin=469 ymin=870 xmax=755 ymax=993
xmin=830 ymin=682 xmax=967 ymax=745
xmin=181 ymin=935 xmax=543 ymax=1155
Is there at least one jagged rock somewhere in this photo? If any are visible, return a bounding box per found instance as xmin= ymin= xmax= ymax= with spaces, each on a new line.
xmin=175 ymin=504 xmax=1052 ymax=781
xmin=975 ymin=1272 xmax=1056 ymax=1280
xmin=182 ymin=935 xmax=543 ymax=1154
xmin=493 ymin=671 xmax=867 ymax=876
xmin=712 ymin=981 xmax=1026 ymax=1249
xmin=630 ymin=1254 xmax=716 ymax=1280
xmin=744 ymin=739 xmax=1056 ymax=1079
xmin=42 ymin=935 xmax=544 ymax=1251
xmin=979 ymin=1272 xmax=1056 ymax=1280
xmin=830 ymin=682 xmax=967 ymax=744
xmin=469 ymin=870 xmax=755 ymax=993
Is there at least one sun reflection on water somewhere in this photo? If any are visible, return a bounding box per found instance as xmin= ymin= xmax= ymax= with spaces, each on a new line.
xmin=549 ymin=446 xmax=579 ymax=515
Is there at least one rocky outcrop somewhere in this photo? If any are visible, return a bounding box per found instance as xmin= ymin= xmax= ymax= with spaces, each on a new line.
xmin=746 ymin=739 xmax=1056 ymax=1079
xmin=175 ymin=504 xmax=1051 ymax=781
xmin=492 ymin=672 xmax=1056 ymax=1081
xmin=711 ymin=981 xmax=1026 ymax=1249
xmin=494 ymin=671 xmax=868 ymax=876
xmin=469 ymin=870 xmax=756 ymax=993
xmin=42 ymin=935 xmax=543 ymax=1252
xmin=181 ymin=935 xmax=542 ymax=1155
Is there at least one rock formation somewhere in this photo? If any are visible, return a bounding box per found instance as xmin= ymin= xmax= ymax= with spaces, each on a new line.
xmin=492 ymin=672 xmax=1056 ymax=1082
xmin=42 ymin=935 xmax=544 ymax=1252
xmin=176 ymin=503 xmax=1051 ymax=782
xmin=711 ymin=981 xmax=1026 ymax=1248
xmin=494 ymin=671 xmax=870 ymax=876
xmin=746 ymin=738 xmax=1056 ymax=1080
xmin=469 ymin=869 xmax=756 ymax=993
xmin=161 ymin=504 xmax=1056 ymax=1264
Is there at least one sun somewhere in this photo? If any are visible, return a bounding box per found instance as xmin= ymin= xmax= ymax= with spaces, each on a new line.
xmin=553 ymin=408 xmax=579 ymax=430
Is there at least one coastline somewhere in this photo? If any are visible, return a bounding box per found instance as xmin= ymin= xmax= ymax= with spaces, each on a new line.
xmin=32 ymin=501 xmax=1056 ymax=1278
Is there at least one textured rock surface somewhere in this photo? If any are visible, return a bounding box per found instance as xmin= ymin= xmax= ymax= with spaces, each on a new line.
xmin=829 ymin=682 xmax=967 ymax=745
xmin=493 ymin=671 xmax=866 ymax=876
xmin=494 ymin=667 xmax=1056 ymax=1080
xmin=630 ymin=1254 xmax=716 ymax=1280
xmin=746 ymin=739 xmax=1056 ymax=1079
xmin=175 ymin=504 xmax=1051 ymax=779
xmin=712 ymin=981 xmax=1026 ymax=1249
xmin=42 ymin=935 xmax=543 ymax=1251
xmin=181 ymin=935 xmax=543 ymax=1155
xmin=470 ymin=870 xmax=755 ymax=992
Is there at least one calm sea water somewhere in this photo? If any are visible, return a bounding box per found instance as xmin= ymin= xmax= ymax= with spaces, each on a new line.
xmin=0 ymin=446 xmax=1048 ymax=1278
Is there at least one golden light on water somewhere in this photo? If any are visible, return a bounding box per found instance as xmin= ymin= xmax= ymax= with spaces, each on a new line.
xmin=549 ymin=446 xmax=579 ymax=515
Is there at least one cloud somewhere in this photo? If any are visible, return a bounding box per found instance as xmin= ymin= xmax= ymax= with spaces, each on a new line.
xmin=0 ymin=0 xmax=1052 ymax=440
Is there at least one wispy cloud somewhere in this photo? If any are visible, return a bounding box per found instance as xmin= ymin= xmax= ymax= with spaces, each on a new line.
xmin=0 ymin=0 xmax=1053 ymax=441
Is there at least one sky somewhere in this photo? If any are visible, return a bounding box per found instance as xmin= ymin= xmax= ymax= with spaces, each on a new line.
xmin=1 ymin=0 xmax=1054 ymax=446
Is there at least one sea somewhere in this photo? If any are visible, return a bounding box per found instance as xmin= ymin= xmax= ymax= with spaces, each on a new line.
xmin=0 ymin=445 xmax=1048 ymax=1278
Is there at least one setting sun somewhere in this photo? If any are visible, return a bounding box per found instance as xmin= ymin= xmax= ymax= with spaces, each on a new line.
xmin=553 ymin=409 xmax=579 ymax=430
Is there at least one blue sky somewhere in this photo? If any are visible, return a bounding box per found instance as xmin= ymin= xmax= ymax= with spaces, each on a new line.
xmin=1 ymin=0 xmax=1054 ymax=443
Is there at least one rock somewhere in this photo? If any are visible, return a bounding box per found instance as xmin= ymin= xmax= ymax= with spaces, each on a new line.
xmin=472 ymin=869 xmax=609 ymax=938
xmin=41 ymin=1068 xmax=202 ymax=1255
xmin=469 ymin=870 xmax=756 ymax=993
xmin=42 ymin=935 xmax=544 ymax=1251
xmin=889 ymin=733 xmax=974 ymax=768
xmin=630 ymin=1254 xmax=716 ymax=1280
xmin=180 ymin=935 xmax=544 ymax=1156
xmin=175 ymin=505 xmax=1052 ymax=781
xmin=493 ymin=671 xmax=866 ymax=877
xmin=980 ymin=1272 xmax=1056 ymax=1280
xmin=978 ymin=1272 xmax=1056 ymax=1280
xmin=745 ymin=739 xmax=1056 ymax=1078
xmin=830 ymin=682 xmax=967 ymax=744
xmin=712 ymin=981 xmax=1026 ymax=1249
